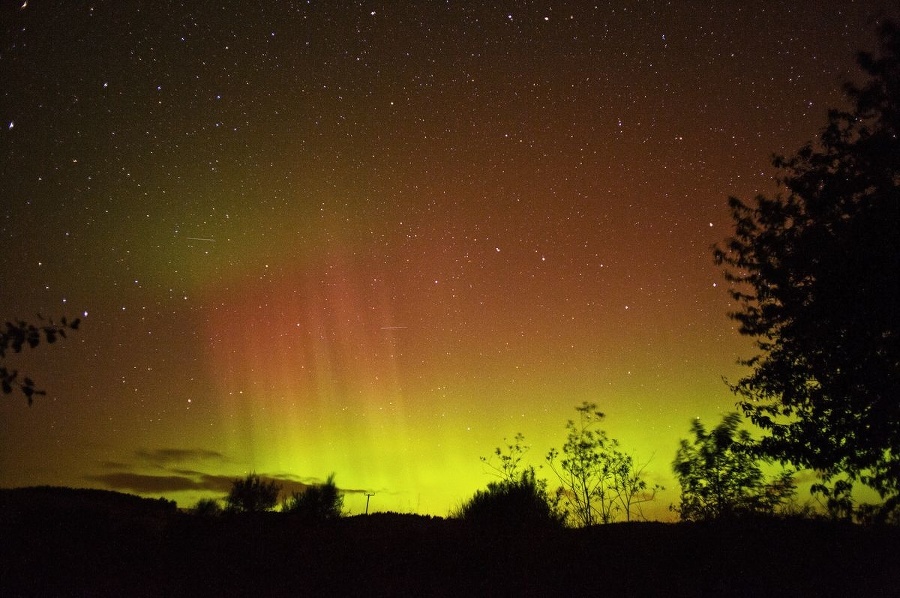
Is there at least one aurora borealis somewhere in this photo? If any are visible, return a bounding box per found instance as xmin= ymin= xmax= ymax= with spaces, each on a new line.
xmin=2 ymin=1 xmax=897 ymax=519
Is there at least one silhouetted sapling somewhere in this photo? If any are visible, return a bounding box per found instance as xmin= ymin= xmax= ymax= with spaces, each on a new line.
xmin=547 ymin=402 xmax=658 ymax=525
xmin=671 ymin=413 xmax=796 ymax=521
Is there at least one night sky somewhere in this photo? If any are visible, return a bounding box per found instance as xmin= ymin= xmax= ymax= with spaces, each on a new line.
xmin=2 ymin=1 xmax=897 ymax=519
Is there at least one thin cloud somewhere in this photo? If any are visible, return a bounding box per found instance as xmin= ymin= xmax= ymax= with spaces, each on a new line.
xmin=135 ymin=448 xmax=226 ymax=465
xmin=98 ymin=460 xmax=132 ymax=470
xmin=336 ymin=485 xmax=371 ymax=495
xmin=87 ymin=473 xmax=205 ymax=493
xmin=89 ymin=471 xmax=320 ymax=497
xmin=169 ymin=467 xmax=210 ymax=477
xmin=88 ymin=450 xmax=366 ymax=499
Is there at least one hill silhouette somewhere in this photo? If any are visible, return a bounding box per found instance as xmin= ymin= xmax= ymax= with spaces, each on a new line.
xmin=1 ymin=486 xmax=898 ymax=597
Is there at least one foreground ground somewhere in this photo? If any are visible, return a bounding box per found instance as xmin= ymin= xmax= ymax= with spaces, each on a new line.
xmin=1 ymin=487 xmax=898 ymax=597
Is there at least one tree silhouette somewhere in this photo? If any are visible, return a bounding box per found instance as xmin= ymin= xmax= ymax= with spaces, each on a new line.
xmin=672 ymin=413 xmax=796 ymax=521
xmin=714 ymin=21 xmax=900 ymax=519
xmin=1 ymin=316 xmax=80 ymax=404
xmin=224 ymin=473 xmax=281 ymax=513
xmin=282 ymin=473 xmax=343 ymax=520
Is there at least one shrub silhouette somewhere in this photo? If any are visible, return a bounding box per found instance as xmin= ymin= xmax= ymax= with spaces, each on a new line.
xmin=455 ymin=468 xmax=565 ymax=530
xmin=282 ymin=473 xmax=343 ymax=520
xmin=225 ymin=473 xmax=281 ymax=513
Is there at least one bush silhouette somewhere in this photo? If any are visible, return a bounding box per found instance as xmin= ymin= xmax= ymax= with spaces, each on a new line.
xmin=191 ymin=497 xmax=222 ymax=517
xmin=455 ymin=468 xmax=565 ymax=530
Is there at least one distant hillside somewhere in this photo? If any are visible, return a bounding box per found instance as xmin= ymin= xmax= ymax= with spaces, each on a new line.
xmin=0 ymin=486 xmax=175 ymax=511
xmin=0 ymin=486 xmax=177 ymax=516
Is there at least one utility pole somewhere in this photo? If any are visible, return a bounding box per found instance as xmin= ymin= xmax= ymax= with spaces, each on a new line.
xmin=365 ymin=492 xmax=375 ymax=515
